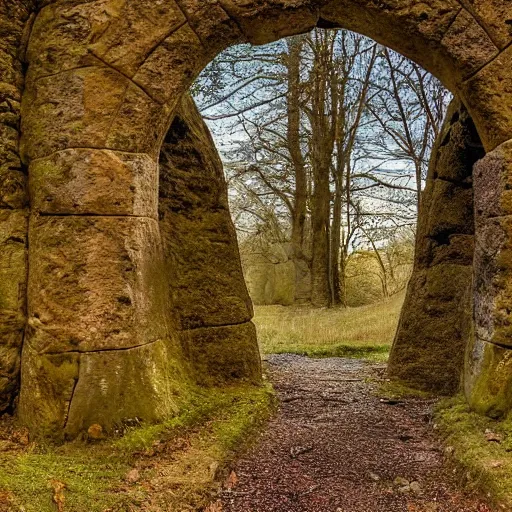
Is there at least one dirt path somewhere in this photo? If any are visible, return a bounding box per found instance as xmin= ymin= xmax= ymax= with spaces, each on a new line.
xmin=219 ymin=354 xmax=492 ymax=512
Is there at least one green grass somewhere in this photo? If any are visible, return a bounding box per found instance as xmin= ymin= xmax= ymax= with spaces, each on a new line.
xmin=378 ymin=379 xmax=435 ymax=400
xmin=254 ymin=292 xmax=404 ymax=362
xmin=435 ymin=396 xmax=512 ymax=509
xmin=0 ymin=384 xmax=275 ymax=512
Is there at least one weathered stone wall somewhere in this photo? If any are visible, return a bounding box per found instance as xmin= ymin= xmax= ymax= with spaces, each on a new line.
xmin=159 ymin=95 xmax=261 ymax=385
xmin=389 ymin=99 xmax=484 ymax=395
xmin=0 ymin=1 xmax=34 ymax=411
xmin=465 ymin=141 xmax=512 ymax=417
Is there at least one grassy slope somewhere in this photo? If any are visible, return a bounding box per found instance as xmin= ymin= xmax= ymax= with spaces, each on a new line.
xmin=254 ymin=292 xmax=404 ymax=361
xmin=0 ymin=384 xmax=275 ymax=512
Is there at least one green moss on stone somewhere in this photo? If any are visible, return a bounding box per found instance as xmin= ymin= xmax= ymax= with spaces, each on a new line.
xmin=435 ymin=395 xmax=512 ymax=508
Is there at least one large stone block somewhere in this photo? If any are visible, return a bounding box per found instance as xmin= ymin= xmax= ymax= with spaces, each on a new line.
xmin=30 ymin=149 xmax=158 ymax=217
xmin=439 ymin=8 xmax=498 ymax=79
xmin=18 ymin=340 xmax=179 ymax=439
xmin=161 ymin=211 xmax=253 ymax=329
xmin=159 ymin=96 xmax=253 ymax=330
xmin=473 ymin=140 xmax=512 ymax=219
xmin=104 ymin=83 xmax=173 ymax=157
xmin=220 ymin=0 xmax=320 ymax=45
xmin=89 ymin=0 xmax=185 ymax=77
xmin=64 ymin=340 xmax=179 ymax=437
xmin=17 ymin=345 xmax=80 ymax=438
xmin=424 ymin=179 xmax=474 ymax=237
xmin=465 ymin=336 xmax=512 ymax=418
xmin=177 ymin=0 xmax=242 ymax=56
xmin=320 ymin=0 xmax=463 ymax=89
xmin=461 ymin=45 xmax=512 ymax=151
xmin=181 ymin=323 xmax=261 ymax=385
xmin=21 ymin=66 xmax=171 ymax=161
xmin=458 ymin=0 xmax=512 ymax=49
xmin=26 ymin=1 xmax=110 ymax=80
xmin=390 ymin=265 xmax=474 ymax=393
xmin=473 ymin=215 xmax=512 ymax=347
xmin=133 ymin=24 xmax=207 ymax=106
xmin=27 ymin=215 xmax=168 ymax=354
xmin=20 ymin=66 xmax=126 ymax=161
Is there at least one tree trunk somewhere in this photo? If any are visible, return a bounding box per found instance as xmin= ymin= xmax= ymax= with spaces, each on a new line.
xmin=287 ymin=37 xmax=308 ymax=263
xmin=311 ymin=171 xmax=331 ymax=308
xmin=330 ymin=175 xmax=343 ymax=306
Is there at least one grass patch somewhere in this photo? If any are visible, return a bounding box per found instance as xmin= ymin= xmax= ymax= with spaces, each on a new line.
xmin=254 ymin=293 xmax=404 ymax=362
xmin=0 ymin=384 xmax=275 ymax=512
xmin=269 ymin=343 xmax=390 ymax=362
xmin=435 ymin=395 xmax=512 ymax=509
xmin=378 ymin=380 xmax=435 ymax=400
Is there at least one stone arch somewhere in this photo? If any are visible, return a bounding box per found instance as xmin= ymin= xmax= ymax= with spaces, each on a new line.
xmin=2 ymin=0 xmax=512 ymax=436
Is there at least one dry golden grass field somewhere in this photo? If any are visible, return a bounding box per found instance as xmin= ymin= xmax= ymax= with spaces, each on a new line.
xmin=253 ymin=292 xmax=405 ymax=361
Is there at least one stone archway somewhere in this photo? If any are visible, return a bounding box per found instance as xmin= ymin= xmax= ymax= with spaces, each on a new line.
xmin=2 ymin=0 xmax=512 ymax=437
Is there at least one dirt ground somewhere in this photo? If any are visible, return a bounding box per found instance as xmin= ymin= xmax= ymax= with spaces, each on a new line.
xmin=218 ymin=354 xmax=492 ymax=512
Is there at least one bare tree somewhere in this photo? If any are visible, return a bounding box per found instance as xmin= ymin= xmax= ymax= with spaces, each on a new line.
xmin=192 ymin=29 xmax=449 ymax=308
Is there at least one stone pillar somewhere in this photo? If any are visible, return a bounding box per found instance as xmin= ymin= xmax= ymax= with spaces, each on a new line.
xmin=0 ymin=1 xmax=33 ymax=411
xmin=388 ymin=99 xmax=484 ymax=394
xmin=159 ymin=95 xmax=261 ymax=385
xmin=17 ymin=1 xmax=198 ymax=438
xmin=465 ymin=141 xmax=512 ymax=417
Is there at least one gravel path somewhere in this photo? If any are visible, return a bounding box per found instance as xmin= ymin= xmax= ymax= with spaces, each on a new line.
xmin=219 ymin=354 xmax=492 ymax=512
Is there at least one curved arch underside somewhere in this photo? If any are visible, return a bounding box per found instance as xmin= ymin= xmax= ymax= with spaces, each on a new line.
xmin=0 ymin=0 xmax=512 ymax=436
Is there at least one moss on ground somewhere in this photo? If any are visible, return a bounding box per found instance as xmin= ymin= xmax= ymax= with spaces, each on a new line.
xmin=269 ymin=343 xmax=390 ymax=362
xmin=378 ymin=380 xmax=435 ymax=400
xmin=0 ymin=384 xmax=275 ymax=511
xmin=435 ymin=395 xmax=512 ymax=509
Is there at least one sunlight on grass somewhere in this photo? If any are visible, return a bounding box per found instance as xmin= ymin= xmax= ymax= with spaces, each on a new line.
xmin=254 ymin=292 xmax=404 ymax=361
xmin=436 ymin=396 xmax=512 ymax=509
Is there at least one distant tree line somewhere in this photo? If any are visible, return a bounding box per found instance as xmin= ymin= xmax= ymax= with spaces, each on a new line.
xmin=193 ymin=29 xmax=450 ymax=308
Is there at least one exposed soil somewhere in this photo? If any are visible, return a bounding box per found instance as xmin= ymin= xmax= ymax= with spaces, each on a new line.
xmin=218 ymin=354 xmax=493 ymax=512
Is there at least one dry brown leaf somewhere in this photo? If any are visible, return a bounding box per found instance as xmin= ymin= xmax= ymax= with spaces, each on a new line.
xmin=225 ymin=470 xmax=238 ymax=490
xmin=12 ymin=427 xmax=29 ymax=446
xmin=204 ymin=500 xmax=222 ymax=512
xmin=50 ymin=479 xmax=66 ymax=512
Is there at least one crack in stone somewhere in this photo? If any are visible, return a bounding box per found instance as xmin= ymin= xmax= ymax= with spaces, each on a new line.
xmin=89 ymin=52 xmax=162 ymax=105
xmin=39 ymin=338 xmax=161 ymax=357
xmin=477 ymin=335 xmax=512 ymax=351
xmin=216 ymin=0 xmax=249 ymax=41
xmin=132 ymin=18 xmax=188 ymax=76
xmin=181 ymin=320 xmax=252 ymax=331
xmin=453 ymin=0 xmax=504 ymax=49
xmin=63 ymin=356 xmax=79 ymax=430
xmin=30 ymin=64 xmax=108 ymax=85
xmin=29 ymin=147 xmax=156 ymax=164
xmin=462 ymin=38 xmax=512 ymax=84
xmin=172 ymin=0 xmax=213 ymax=52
